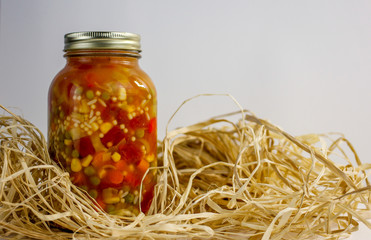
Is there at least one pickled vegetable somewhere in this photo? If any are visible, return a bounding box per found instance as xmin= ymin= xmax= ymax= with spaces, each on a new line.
xmin=48 ymin=52 xmax=157 ymax=215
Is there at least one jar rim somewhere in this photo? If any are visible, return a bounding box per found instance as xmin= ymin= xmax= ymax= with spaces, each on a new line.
xmin=64 ymin=31 xmax=141 ymax=52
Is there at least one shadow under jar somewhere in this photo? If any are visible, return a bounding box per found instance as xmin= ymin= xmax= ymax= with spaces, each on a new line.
xmin=48 ymin=32 xmax=157 ymax=216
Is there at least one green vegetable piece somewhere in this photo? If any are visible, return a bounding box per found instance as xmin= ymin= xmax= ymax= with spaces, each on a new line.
xmin=86 ymin=90 xmax=94 ymax=99
xmin=135 ymin=129 xmax=145 ymax=138
xmin=59 ymin=141 xmax=65 ymax=151
xmin=59 ymin=111 xmax=65 ymax=119
xmin=65 ymin=131 xmax=71 ymax=139
xmin=125 ymin=193 xmax=134 ymax=203
xmin=88 ymin=189 xmax=98 ymax=199
xmin=72 ymin=149 xmax=79 ymax=158
xmin=132 ymin=208 xmax=139 ymax=216
xmin=101 ymin=91 xmax=110 ymax=101
xmin=90 ymin=176 xmax=101 ymax=186
xmin=106 ymin=204 xmax=116 ymax=213
xmin=84 ymin=166 xmax=96 ymax=176
xmin=75 ymin=87 xmax=83 ymax=95
xmin=65 ymin=147 xmax=72 ymax=156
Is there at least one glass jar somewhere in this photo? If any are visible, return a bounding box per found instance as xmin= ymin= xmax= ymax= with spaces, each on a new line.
xmin=48 ymin=32 xmax=157 ymax=215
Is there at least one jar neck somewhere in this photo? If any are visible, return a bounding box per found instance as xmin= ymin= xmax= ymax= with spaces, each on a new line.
xmin=64 ymin=50 xmax=141 ymax=65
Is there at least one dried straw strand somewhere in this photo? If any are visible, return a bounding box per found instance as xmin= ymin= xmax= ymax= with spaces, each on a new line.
xmin=0 ymin=96 xmax=371 ymax=239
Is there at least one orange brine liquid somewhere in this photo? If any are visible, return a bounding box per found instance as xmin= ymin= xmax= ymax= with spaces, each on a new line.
xmin=48 ymin=50 xmax=157 ymax=215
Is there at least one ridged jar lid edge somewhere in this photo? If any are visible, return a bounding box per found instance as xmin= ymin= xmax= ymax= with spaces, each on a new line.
xmin=64 ymin=31 xmax=141 ymax=52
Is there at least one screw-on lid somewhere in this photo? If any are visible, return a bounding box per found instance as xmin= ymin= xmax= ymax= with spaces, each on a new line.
xmin=64 ymin=31 xmax=141 ymax=52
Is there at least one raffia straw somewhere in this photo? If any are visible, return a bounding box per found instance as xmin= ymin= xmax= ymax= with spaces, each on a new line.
xmin=1 ymin=94 xmax=371 ymax=240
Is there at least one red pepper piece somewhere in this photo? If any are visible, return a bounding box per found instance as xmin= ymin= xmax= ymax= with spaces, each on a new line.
xmin=124 ymin=171 xmax=141 ymax=188
xmin=117 ymin=109 xmax=129 ymax=124
xmin=137 ymin=159 xmax=149 ymax=174
xmin=129 ymin=115 xmax=148 ymax=129
xmin=107 ymin=169 xmax=124 ymax=185
xmin=95 ymin=197 xmax=106 ymax=211
xmin=99 ymin=107 xmax=112 ymax=122
xmin=91 ymin=151 xmax=105 ymax=169
xmin=71 ymin=171 xmax=87 ymax=185
xmin=114 ymin=159 xmax=128 ymax=171
xmin=85 ymin=72 xmax=98 ymax=88
xmin=148 ymin=117 xmax=156 ymax=133
xmin=60 ymin=102 xmax=72 ymax=116
xmin=100 ymin=106 xmax=121 ymax=122
xmin=118 ymin=142 xmax=142 ymax=164
xmin=140 ymin=187 xmax=154 ymax=213
xmin=101 ymin=126 xmax=126 ymax=146
xmin=75 ymin=136 xmax=95 ymax=157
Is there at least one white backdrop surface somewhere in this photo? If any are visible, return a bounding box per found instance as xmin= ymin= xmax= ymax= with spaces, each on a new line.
xmin=0 ymin=0 xmax=370 ymax=238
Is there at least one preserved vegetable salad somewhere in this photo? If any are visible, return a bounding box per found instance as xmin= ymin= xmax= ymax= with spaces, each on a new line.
xmin=48 ymin=32 xmax=157 ymax=215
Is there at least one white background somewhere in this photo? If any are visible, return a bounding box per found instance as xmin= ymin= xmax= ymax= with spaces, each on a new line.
xmin=0 ymin=0 xmax=370 ymax=238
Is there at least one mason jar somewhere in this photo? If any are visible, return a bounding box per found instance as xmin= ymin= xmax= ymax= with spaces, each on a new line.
xmin=48 ymin=31 xmax=157 ymax=215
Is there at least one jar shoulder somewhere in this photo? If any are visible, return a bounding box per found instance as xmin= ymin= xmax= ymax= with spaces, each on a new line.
xmin=49 ymin=62 xmax=156 ymax=99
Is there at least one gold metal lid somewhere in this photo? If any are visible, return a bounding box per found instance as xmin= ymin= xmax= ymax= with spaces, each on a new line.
xmin=64 ymin=31 xmax=141 ymax=52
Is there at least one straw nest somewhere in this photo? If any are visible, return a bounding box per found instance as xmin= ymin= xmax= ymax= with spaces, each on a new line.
xmin=0 ymin=95 xmax=371 ymax=240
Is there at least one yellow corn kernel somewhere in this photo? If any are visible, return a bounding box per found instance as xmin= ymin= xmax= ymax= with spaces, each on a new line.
xmin=104 ymin=196 xmax=120 ymax=204
xmin=81 ymin=155 xmax=93 ymax=167
xmin=91 ymin=134 xmax=107 ymax=152
xmin=102 ymin=188 xmax=120 ymax=204
xmin=91 ymin=122 xmax=99 ymax=131
xmin=71 ymin=158 xmax=82 ymax=172
xmin=102 ymin=187 xmax=117 ymax=197
xmin=121 ymin=104 xmax=135 ymax=112
xmin=118 ymin=88 xmax=127 ymax=101
xmin=79 ymin=100 xmax=89 ymax=113
xmin=69 ymin=128 xmax=81 ymax=140
xmin=97 ymin=164 xmax=114 ymax=178
xmin=146 ymin=154 xmax=155 ymax=163
xmin=98 ymin=168 xmax=107 ymax=179
xmin=64 ymin=139 xmax=73 ymax=146
xmin=100 ymin=122 xmax=113 ymax=134
xmin=111 ymin=152 xmax=121 ymax=162
xmin=129 ymin=164 xmax=135 ymax=172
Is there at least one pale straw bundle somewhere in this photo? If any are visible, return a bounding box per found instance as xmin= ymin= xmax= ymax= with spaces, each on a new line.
xmin=0 ymin=95 xmax=370 ymax=240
